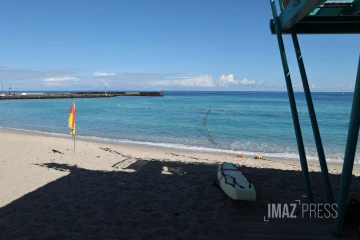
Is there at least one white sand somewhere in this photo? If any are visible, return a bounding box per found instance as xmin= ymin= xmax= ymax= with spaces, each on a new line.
xmin=1 ymin=129 xmax=360 ymax=239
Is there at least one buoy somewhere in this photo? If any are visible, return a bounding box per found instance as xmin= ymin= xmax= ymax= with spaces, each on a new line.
xmin=118 ymin=104 xmax=120 ymax=106
xmin=254 ymin=155 xmax=262 ymax=159
xmin=237 ymin=154 xmax=245 ymax=158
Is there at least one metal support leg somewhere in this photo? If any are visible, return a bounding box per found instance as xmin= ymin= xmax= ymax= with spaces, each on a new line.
xmin=291 ymin=31 xmax=334 ymax=204
xmin=278 ymin=0 xmax=284 ymax=11
xmin=270 ymin=0 xmax=314 ymax=203
xmin=332 ymin=55 xmax=360 ymax=236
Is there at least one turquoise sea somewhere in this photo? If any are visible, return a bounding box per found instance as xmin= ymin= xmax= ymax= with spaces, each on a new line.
xmin=0 ymin=91 xmax=357 ymax=163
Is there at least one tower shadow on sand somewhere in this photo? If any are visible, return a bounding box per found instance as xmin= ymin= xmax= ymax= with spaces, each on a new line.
xmin=0 ymin=158 xmax=359 ymax=239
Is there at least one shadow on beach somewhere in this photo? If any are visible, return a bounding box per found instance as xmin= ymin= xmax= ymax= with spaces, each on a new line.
xmin=0 ymin=158 xmax=359 ymax=239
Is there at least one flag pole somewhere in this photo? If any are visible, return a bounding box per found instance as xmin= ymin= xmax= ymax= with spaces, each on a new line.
xmin=68 ymin=99 xmax=77 ymax=155
xmin=73 ymin=98 xmax=76 ymax=155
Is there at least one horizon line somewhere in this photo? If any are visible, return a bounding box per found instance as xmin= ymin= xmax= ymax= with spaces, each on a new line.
xmin=2 ymin=90 xmax=354 ymax=93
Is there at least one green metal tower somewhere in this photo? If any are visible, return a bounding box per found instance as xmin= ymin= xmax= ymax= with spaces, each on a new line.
xmin=269 ymin=0 xmax=360 ymax=236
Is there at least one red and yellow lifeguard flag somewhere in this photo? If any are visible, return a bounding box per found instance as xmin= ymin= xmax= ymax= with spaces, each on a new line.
xmin=68 ymin=102 xmax=76 ymax=136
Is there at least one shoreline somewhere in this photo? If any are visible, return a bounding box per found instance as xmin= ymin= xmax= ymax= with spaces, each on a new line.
xmin=0 ymin=128 xmax=358 ymax=171
xmin=0 ymin=127 xmax=352 ymax=165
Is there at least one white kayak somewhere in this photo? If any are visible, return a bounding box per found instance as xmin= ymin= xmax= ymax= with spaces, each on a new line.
xmin=217 ymin=162 xmax=256 ymax=201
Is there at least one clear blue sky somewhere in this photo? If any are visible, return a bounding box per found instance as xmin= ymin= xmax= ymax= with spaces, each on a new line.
xmin=0 ymin=0 xmax=359 ymax=91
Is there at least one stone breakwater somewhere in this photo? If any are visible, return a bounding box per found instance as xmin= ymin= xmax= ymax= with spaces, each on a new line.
xmin=0 ymin=91 xmax=164 ymax=100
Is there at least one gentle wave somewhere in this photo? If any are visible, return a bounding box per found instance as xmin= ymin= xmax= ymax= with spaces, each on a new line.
xmin=0 ymin=126 xmax=352 ymax=163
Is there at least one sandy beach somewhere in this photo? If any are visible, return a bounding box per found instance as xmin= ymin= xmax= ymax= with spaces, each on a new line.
xmin=1 ymin=129 xmax=360 ymax=239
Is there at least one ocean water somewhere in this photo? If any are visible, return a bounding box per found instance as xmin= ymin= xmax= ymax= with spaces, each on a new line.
xmin=0 ymin=91 xmax=357 ymax=163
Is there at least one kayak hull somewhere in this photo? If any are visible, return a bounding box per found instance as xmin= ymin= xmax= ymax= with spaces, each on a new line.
xmin=217 ymin=162 xmax=256 ymax=201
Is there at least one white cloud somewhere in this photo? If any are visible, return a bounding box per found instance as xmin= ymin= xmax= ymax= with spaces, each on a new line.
xmin=310 ymin=84 xmax=319 ymax=89
xmin=239 ymin=78 xmax=255 ymax=85
xmin=293 ymin=81 xmax=303 ymax=89
xmin=0 ymin=66 xmax=77 ymax=81
xmin=155 ymin=75 xmax=216 ymax=87
xmin=43 ymin=76 xmax=79 ymax=82
xmin=267 ymin=83 xmax=285 ymax=89
xmin=150 ymin=74 xmax=263 ymax=89
xmin=239 ymin=78 xmax=263 ymax=85
xmin=42 ymin=76 xmax=81 ymax=87
xmin=94 ymin=72 xmax=115 ymax=77
xmin=336 ymin=83 xmax=354 ymax=91
xmin=219 ymin=74 xmax=237 ymax=86
xmin=0 ymin=65 xmax=267 ymax=91
xmin=217 ymin=74 xmax=263 ymax=86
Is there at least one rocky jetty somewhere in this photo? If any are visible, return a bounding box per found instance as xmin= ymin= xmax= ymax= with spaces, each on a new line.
xmin=0 ymin=91 xmax=164 ymax=100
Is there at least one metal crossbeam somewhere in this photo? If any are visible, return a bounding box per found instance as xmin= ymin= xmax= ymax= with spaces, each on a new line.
xmin=270 ymin=16 xmax=360 ymax=34
xmin=279 ymin=0 xmax=326 ymax=30
xmin=355 ymin=1 xmax=360 ymax=15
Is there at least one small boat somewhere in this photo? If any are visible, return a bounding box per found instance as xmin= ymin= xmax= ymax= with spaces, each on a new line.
xmin=217 ymin=162 xmax=256 ymax=201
